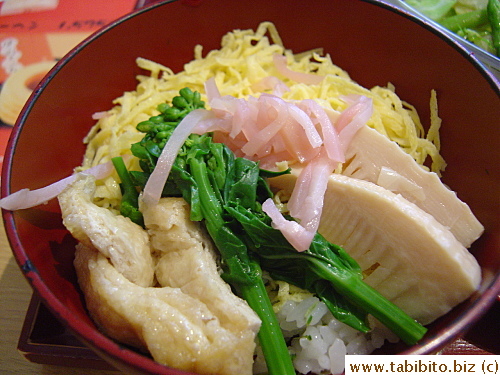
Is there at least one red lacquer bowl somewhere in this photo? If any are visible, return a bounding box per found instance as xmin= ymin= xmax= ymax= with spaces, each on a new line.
xmin=2 ymin=0 xmax=499 ymax=374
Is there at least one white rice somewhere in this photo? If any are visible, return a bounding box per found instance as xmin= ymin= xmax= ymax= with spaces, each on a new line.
xmin=254 ymin=295 xmax=400 ymax=375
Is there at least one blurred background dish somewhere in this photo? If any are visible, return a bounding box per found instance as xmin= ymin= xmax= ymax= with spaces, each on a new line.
xmin=388 ymin=0 xmax=500 ymax=80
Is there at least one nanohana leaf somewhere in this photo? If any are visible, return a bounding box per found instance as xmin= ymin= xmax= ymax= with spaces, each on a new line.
xmin=128 ymin=88 xmax=428 ymax=373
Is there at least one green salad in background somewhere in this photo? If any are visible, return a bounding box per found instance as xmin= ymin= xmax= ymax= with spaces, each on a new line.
xmin=405 ymin=0 xmax=500 ymax=57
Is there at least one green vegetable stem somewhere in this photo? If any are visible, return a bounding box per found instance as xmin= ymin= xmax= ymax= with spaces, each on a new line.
xmin=184 ymin=153 xmax=296 ymax=375
xmin=228 ymin=206 xmax=427 ymax=345
xmin=438 ymin=8 xmax=489 ymax=32
xmin=130 ymin=89 xmax=296 ymax=375
xmin=111 ymin=155 xmax=144 ymax=226
xmin=488 ymin=0 xmax=500 ymax=56
xmin=127 ymin=88 xmax=428 ymax=373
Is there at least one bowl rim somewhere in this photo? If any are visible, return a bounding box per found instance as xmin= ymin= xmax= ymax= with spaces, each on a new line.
xmin=1 ymin=0 xmax=499 ymax=372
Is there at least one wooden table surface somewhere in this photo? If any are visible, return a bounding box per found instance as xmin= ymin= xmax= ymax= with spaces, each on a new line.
xmin=0 ymin=213 xmax=120 ymax=375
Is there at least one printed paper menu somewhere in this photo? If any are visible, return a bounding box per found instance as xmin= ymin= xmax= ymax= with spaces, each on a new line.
xmin=0 ymin=0 xmax=141 ymax=168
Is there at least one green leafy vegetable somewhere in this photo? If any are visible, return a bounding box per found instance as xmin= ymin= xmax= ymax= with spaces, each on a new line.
xmin=111 ymin=155 xmax=143 ymax=226
xmin=406 ymin=0 xmax=457 ymax=20
xmin=457 ymin=28 xmax=495 ymax=52
xmin=128 ymin=88 xmax=428 ymax=373
xmin=168 ymin=136 xmax=296 ymax=375
xmin=488 ymin=0 xmax=500 ymax=55
xmin=227 ymin=204 xmax=427 ymax=344
xmin=406 ymin=0 xmax=499 ymax=56
xmin=131 ymin=87 xmax=206 ymax=176
xmin=131 ymin=89 xmax=296 ymax=375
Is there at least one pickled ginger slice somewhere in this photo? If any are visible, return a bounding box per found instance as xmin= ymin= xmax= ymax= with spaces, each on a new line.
xmin=342 ymin=126 xmax=483 ymax=247
xmin=269 ymin=172 xmax=481 ymax=325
